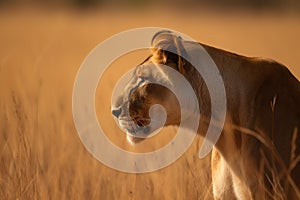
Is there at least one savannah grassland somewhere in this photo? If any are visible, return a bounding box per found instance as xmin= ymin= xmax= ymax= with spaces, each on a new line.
xmin=0 ymin=6 xmax=300 ymax=199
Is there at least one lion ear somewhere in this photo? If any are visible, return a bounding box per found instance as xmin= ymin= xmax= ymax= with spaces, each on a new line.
xmin=151 ymin=31 xmax=187 ymax=74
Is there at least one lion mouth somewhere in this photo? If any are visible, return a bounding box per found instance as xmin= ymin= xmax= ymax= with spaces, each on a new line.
xmin=113 ymin=110 xmax=165 ymax=144
xmin=117 ymin=116 xmax=151 ymax=136
xmin=118 ymin=117 xmax=151 ymax=144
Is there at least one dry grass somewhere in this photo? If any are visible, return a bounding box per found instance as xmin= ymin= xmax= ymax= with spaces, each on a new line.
xmin=231 ymin=125 xmax=300 ymax=199
xmin=0 ymin=7 xmax=299 ymax=199
xmin=229 ymin=94 xmax=300 ymax=199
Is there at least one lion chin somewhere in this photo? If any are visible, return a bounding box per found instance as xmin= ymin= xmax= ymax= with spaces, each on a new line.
xmin=126 ymin=132 xmax=145 ymax=144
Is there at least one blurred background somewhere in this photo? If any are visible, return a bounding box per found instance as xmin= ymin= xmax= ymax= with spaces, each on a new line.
xmin=0 ymin=1 xmax=299 ymax=199
xmin=1 ymin=0 xmax=300 ymax=10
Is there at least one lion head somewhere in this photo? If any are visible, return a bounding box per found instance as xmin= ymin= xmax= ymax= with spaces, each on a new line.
xmin=111 ymin=31 xmax=197 ymax=143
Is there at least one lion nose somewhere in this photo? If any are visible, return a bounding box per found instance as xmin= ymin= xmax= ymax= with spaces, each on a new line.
xmin=112 ymin=108 xmax=122 ymax=118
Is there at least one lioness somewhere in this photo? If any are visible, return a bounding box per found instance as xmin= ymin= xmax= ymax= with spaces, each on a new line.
xmin=111 ymin=31 xmax=300 ymax=199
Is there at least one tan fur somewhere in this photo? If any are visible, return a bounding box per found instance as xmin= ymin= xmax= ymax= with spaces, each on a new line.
xmin=112 ymin=32 xmax=300 ymax=199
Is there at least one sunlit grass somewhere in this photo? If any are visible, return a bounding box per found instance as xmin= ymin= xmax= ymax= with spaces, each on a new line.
xmin=0 ymin=8 xmax=299 ymax=199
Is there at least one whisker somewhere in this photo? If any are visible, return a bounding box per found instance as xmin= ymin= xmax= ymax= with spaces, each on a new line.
xmin=138 ymin=117 xmax=162 ymax=123
xmin=139 ymin=120 xmax=147 ymax=127
xmin=138 ymin=118 xmax=151 ymax=121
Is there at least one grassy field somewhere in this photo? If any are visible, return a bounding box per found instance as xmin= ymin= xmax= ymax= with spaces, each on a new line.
xmin=0 ymin=7 xmax=299 ymax=199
